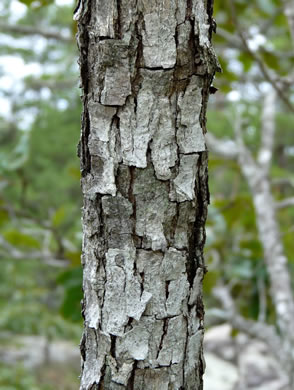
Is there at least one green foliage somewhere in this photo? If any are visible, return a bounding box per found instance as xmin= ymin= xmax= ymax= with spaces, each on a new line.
xmin=0 ymin=361 xmax=79 ymax=390
xmin=17 ymin=0 xmax=54 ymax=8
xmin=0 ymin=363 xmax=52 ymax=390
xmin=4 ymin=230 xmax=40 ymax=248
xmin=214 ymin=0 xmax=294 ymax=92
xmin=0 ymin=258 xmax=81 ymax=339
xmin=57 ymin=267 xmax=83 ymax=322
xmin=0 ymin=1 xmax=82 ymax=371
xmin=0 ymin=132 xmax=30 ymax=172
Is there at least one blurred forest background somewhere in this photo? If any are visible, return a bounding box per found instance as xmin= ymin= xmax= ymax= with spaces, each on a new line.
xmin=0 ymin=0 xmax=294 ymax=389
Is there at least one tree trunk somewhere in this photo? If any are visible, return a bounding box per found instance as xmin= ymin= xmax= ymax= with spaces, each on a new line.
xmin=76 ymin=1 xmax=218 ymax=388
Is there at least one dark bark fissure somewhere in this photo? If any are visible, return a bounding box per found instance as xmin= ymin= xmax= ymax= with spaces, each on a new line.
xmin=77 ymin=5 xmax=92 ymax=176
xmin=116 ymin=0 xmax=122 ymax=39
xmin=80 ymin=100 xmax=91 ymax=176
xmin=206 ymin=0 xmax=216 ymax=39
xmin=200 ymin=75 xmax=214 ymax=133
xmin=127 ymin=361 xmax=137 ymax=390
xmin=130 ymin=10 xmax=144 ymax=116
xmin=195 ymin=152 xmax=209 ymax=269
xmin=80 ymin=332 xmax=86 ymax=361
xmin=141 ymin=66 xmax=175 ymax=71
xmin=139 ymin=272 xmax=144 ymax=297
xmin=98 ymin=36 xmax=115 ymax=41
xmin=110 ymin=335 xmax=116 ymax=358
xmin=186 ymin=153 xmax=206 ymax=286
xmin=186 ymin=0 xmax=193 ymax=20
xmin=156 ymin=318 xmax=169 ymax=359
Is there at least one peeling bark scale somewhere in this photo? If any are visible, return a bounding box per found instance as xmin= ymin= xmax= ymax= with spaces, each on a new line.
xmin=76 ymin=1 xmax=218 ymax=389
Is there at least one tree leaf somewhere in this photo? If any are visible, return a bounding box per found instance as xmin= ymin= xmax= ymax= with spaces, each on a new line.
xmin=4 ymin=230 xmax=41 ymax=249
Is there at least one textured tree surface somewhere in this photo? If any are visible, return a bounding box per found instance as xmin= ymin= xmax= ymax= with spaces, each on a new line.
xmin=76 ymin=1 xmax=218 ymax=389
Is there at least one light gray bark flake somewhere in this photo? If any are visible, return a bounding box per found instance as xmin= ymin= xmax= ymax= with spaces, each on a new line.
xmin=102 ymin=248 xmax=152 ymax=336
xmin=157 ymin=316 xmax=187 ymax=366
xmin=119 ymin=75 xmax=177 ymax=177
xmin=108 ymin=357 xmax=134 ymax=386
xmin=177 ymin=76 xmax=206 ymax=154
xmin=170 ymin=154 xmax=199 ymax=202
xmin=91 ymin=0 xmax=117 ymax=38
xmin=142 ymin=12 xmax=177 ymax=68
xmin=193 ymin=1 xmax=211 ymax=49
xmin=119 ymin=92 xmax=154 ymax=168
xmin=101 ymin=66 xmax=132 ymax=106
xmin=134 ymin=167 xmax=175 ymax=251
xmin=150 ymin=96 xmax=177 ymax=180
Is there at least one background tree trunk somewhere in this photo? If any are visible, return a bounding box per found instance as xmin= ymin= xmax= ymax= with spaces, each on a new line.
xmin=76 ymin=1 xmax=218 ymax=388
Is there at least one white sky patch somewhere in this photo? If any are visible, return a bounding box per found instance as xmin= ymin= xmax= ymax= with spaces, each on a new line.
xmin=259 ymin=82 xmax=272 ymax=94
xmin=57 ymin=98 xmax=69 ymax=111
xmin=0 ymin=0 xmax=74 ymax=126
xmin=23 ymin=90 xmax=39 ymax=101
xmin=24 ymin=62 xmax=43 ymax=77
xmin=248 ymin=34 xmax=266 ymax=51
xmin=0 ymin=56 xmax=42 ymax=118
xmin=0 ymin=97 xmax=11 ymax=117
xmin=249 ymin=26 xmax=259 ymax=36
xmin=228 ymin=58 xmax=243 ymax=75
xmin=0 ymin=75 xmax=15 ymax=91
xmin=1 ymin=34 xmax=33 ymax=50
xmin=17 ymin=107 xmax=39 ymax=131
xmin=56 ymin=0 xmax=74 ymax=6
xmin=9 ymin=0 xmax=27 ymax=22
xmin=40 ymin=88 xmax=51 ymax=100
xmin=224 ymin=48 xmax=243 ymax=75
xmin=258 ymin=150 xmax=272 ymax=165
xmin=227 ymin=90 xmax=241 ymax=102
xmin=240 ymin=81 xmax=263 ymax=101
xmin=248 ymin=25 xmax=266 ymax=51
xmin=285 ymin=146 xmax=294 ymax=156
xmin=0 ymin=34 xmax=48 ymax=60
xmin=33 ymin=37 xmax=48 ymax=54
xmin=0 ymin=56 xmax=42 ymax=81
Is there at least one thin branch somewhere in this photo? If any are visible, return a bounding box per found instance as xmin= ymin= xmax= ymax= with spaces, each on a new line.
xmin=211 ymin=286 xmax=288 ymax=372
xmin=282 ymin=0 xmax=294 ymax=45
xmin=216 ymin=27 xmax=243 ymax=50
xmin=26 ymin=78 xmax=77 ymax=91
xmin=205 ymin=132 xmax=238 ymax=159
xmin=217 ymin=27 xmax=294 ymax=61
xmin=228 ymin=0 xmax=294 ymax=112
xmin=257 ymin=90 xmax=276 ymax=173
xmin=207 ymin=116 xmax=294 ymax=374
xmin=271 ymin=178 xmax=294 ymax=188
xmin=0 ymin=22 xmax=73 ymax=43
xmin=258 ymin=7 xmax=284 ymax=35
xmin=275 ymin=197 xmax=294 ymax=209
xmin=232 ymin=108 xmax=260 ymax=186
xmin=257 ymin=276 xmax=267 ymax=323
xmin=0 ymin=235 xmax=69 ymax=268
xmin=217 ymin=27 xmax=294 ymax=93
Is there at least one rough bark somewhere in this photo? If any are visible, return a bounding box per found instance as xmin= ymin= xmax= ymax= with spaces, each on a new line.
xmin=76 ymin=1 xmax=218 ymax=389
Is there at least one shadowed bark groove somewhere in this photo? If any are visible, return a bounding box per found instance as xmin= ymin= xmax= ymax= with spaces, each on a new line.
xmin=76 ymin=0 xmax=218 ymax=388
